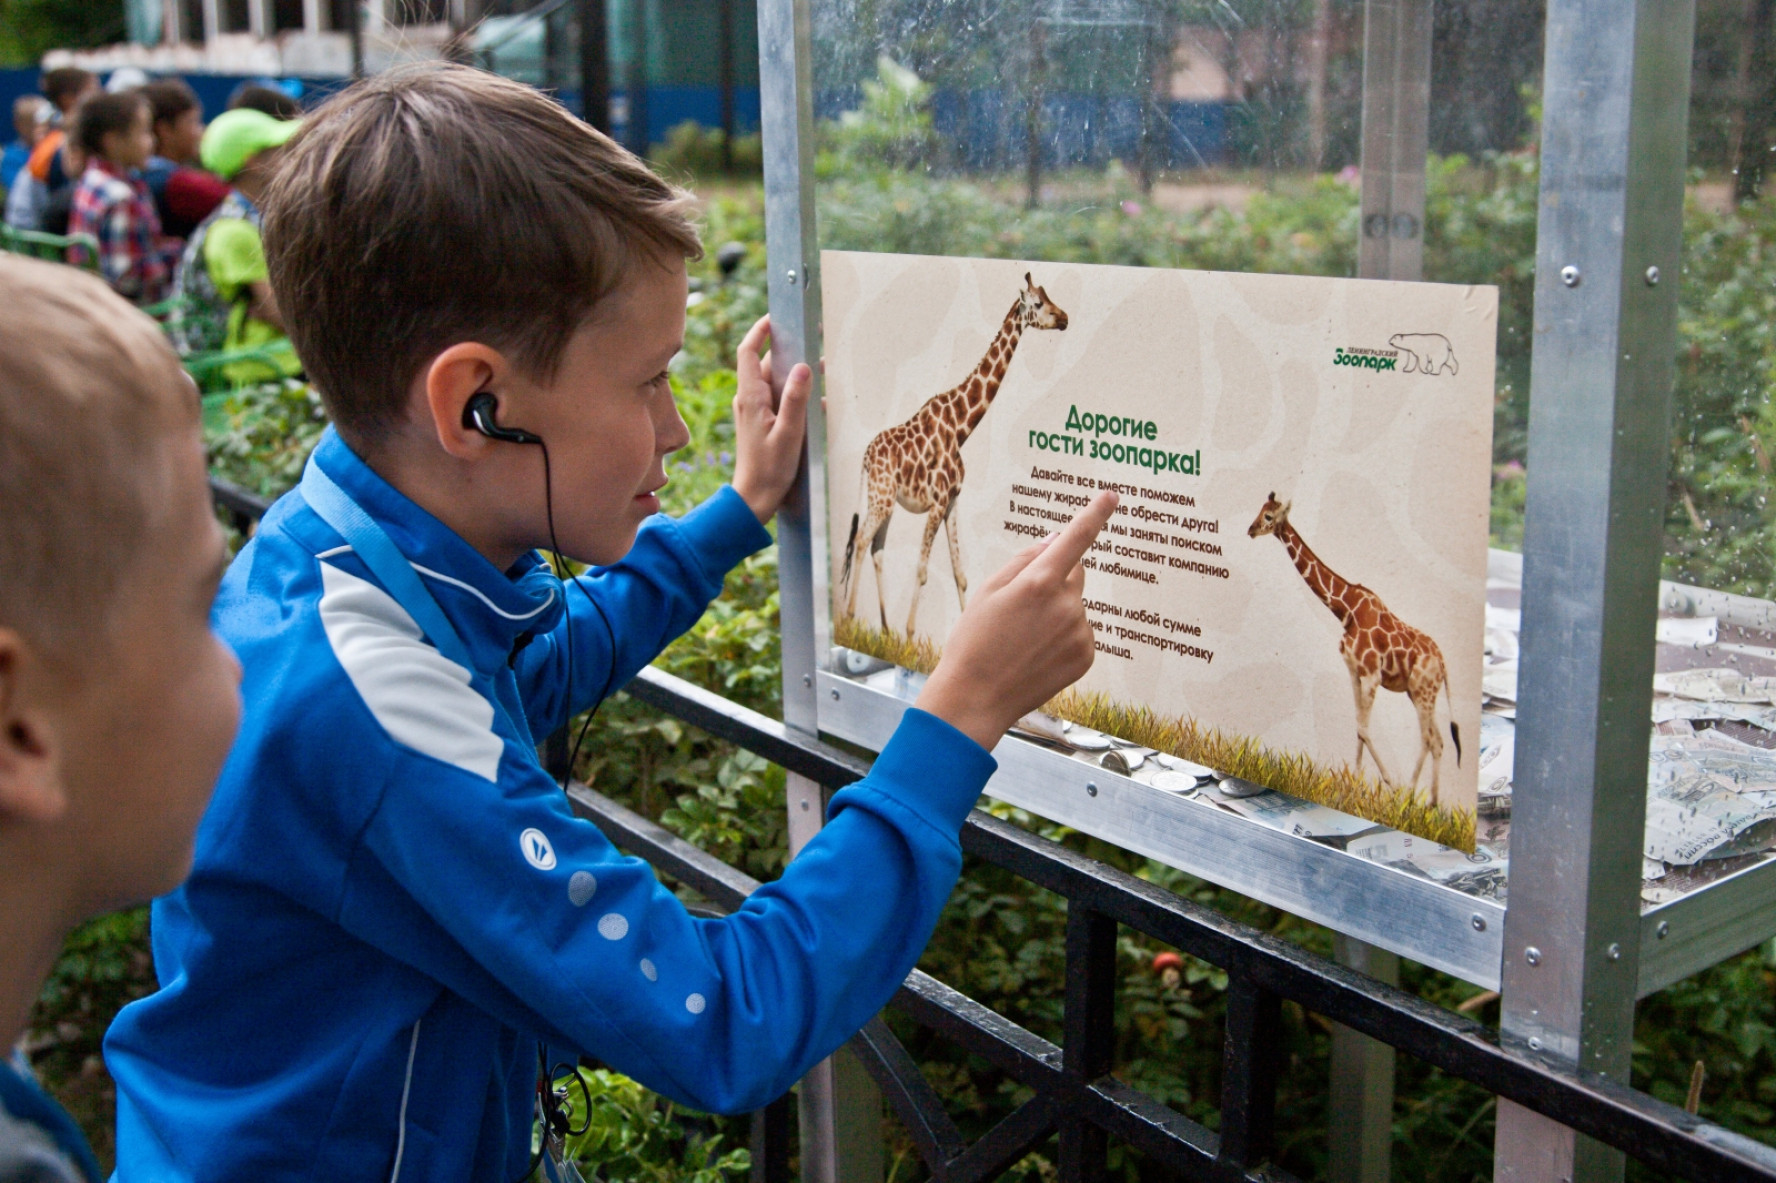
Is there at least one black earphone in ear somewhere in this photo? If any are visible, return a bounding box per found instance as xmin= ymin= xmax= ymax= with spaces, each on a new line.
xmin=463 ymin=391 xmax=544 ymax=447
xmin=458 ymin=388 xmax=610 ymax=798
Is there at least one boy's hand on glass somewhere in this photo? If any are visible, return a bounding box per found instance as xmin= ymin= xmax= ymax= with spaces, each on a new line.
xmin=915 ymin=492 xmax=1118 ymax=752
xmin=732 ymin=314 xmax=813 ymax=523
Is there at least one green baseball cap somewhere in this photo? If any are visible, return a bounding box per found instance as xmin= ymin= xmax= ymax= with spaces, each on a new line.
xmin=201 ymin=108 xmax=300 ymax=181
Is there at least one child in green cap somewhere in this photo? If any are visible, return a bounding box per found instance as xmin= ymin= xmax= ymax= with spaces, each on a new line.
xmin=172 ymin=107 xmax=301 ymax=384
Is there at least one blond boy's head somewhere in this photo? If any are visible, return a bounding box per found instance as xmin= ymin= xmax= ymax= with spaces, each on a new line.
xmin=0 ymin=256 xmax=239 ymax=921
xmin=12 ymin=94 xmax=47 ymax=144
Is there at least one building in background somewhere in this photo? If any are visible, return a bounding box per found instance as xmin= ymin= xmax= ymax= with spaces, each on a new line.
xmin=29 ymin=0 xmax=761 ymax=152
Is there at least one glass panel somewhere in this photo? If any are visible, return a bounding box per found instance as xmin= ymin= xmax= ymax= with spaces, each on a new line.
xmin=1662 ymin=12 xmax=1776 ymax=601
xmin=810 ymin=1 xmax=1547 ymax=851
xmin=1626 ymin=11 xmax=1776 ymax=892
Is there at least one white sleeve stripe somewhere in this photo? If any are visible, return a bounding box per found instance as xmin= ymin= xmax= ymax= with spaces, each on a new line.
xmin=312 ymin=546 xmax=556 ymax=622
xmin=317 ymin=562 xmax=505 ymax=782
xmin=410 ymin=561 xmax=556 ymax=621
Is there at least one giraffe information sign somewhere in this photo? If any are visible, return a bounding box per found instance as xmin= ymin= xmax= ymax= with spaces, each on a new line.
xmin=821 ymin=250 xmax=1498 ymax=850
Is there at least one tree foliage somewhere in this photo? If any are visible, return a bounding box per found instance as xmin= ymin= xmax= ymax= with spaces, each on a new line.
xmin=0 ymin=0 xmax=123 ymax=67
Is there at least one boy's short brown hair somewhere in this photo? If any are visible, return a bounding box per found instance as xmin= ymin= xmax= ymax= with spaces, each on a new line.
xmin=72 ymin=90 xmax=147 ymax=157
xmin=142 ymin=77 xmax=200 ymax=128
xmin=262 ymin=64 xmax=702 ymax=444
xmin=0 ymin=256 xmax=194 ymax=662
xmin=40 ymin=66 xmax=96 ymax=112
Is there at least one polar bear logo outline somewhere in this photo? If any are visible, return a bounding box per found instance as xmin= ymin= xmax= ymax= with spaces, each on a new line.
xmin=1387 ymin=332 xmax=1458 ymax=376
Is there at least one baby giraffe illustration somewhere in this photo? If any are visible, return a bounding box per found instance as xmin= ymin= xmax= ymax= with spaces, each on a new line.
xmin=840 ymin=273 xmax=1069 ymax=634
xmin=1247 ymin=493 xmax=1462 ymax=804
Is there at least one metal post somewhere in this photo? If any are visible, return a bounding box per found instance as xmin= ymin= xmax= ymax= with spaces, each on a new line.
xmin=759 ymin=2 xmax=877 ymax=1180
xmin=1058 ymin=907 xmax=1116 ymax=1183
xmin=1025 ymin=20 xmax=1046 ymax=210
xmin=1329 ymin=934 xmax=1398 ymax=1183
xmin=348 ymin=0 xmax=364 ymax=78
xmin=1357 ymin=0 xmax=1431 ymax=282
xmin=628 ymin=0 xmax=650 ymax=156
xmin=759 ymin=0 xmax=825 ymax=743
xmin=578 ymin=0 xmax=610 ymax=132
xmin=1493 ymin=3 xmax=1695 ymax=1182
xmin=1327 ymin=6 xmax=1431 ymax=1179
xmin=719 ymin=0 xmax=736 ymax=172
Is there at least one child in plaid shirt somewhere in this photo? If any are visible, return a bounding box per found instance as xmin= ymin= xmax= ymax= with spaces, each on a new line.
xmin=67 ymin=91 xmax=180 ymax=304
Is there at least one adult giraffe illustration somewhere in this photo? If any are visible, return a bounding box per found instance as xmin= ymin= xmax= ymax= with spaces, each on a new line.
xmin=1247 ymin=493 xmax=1462 ymax=804
xmin=839 ymin=273 xmax=1069 ymax=634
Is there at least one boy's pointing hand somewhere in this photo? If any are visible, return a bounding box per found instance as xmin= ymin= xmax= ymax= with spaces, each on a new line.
xmin=732 ymin=314 xmax=813 ymax=523
xmin=915 ymin=491 xmax=1118 ymax=752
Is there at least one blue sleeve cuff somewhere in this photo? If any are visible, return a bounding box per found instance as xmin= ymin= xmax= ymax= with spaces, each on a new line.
xmin=832 ymin=708 xmax=996 ymax=839
xmin=670 ymin=486 xmax=774 ymax=584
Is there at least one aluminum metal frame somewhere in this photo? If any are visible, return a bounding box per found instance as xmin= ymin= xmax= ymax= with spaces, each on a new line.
xmin=1495 ymin=3 xmax=1697 ymax=1179
xmin=1340 ymin=3 xmax=1434 ymax=1173
xmin=757 ymin=2 xmax=880 ymax=1178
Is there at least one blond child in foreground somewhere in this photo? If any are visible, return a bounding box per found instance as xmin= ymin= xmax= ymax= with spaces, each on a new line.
xmin=0 ymin=255 xmax=240 ymax=1181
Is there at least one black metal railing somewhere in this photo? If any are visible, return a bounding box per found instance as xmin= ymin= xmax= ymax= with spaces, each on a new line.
xmin=211 ymin=480 xmax=1776 ymax=1183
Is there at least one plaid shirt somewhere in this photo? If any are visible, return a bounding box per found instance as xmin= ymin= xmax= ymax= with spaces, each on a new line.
xmin=67 ymin=159 xmax=179 ymax=304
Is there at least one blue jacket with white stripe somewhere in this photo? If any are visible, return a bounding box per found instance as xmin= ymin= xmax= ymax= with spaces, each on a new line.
xmin=105 ymin=429 xmax=995 ymax=1182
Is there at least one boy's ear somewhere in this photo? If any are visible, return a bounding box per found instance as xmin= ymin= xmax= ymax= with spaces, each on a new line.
xmin=421 ymin=343 xmax=512 ymax=461
xmin=0 ymin=632 xmax=67 ymax=825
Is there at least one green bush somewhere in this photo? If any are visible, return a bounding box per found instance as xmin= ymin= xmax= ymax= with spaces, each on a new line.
xmin=556 ymin=1067 xmax=751 ymax=1182
xmin=652 ymin=120 xmax=765 ymax=178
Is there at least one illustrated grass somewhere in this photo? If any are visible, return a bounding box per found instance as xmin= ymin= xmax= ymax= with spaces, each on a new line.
xmin=833 ymin=615 xmax=944 ymax=676
xmin=834 ymin=616 xmax=1477 ymax=851
xmin=1045 ymin=688 xmax=1476 ymax=851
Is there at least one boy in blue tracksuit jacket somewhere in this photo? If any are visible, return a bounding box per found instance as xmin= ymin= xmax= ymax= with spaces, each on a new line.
xmin=104 ymin=64 xmax=1115 ymax=1180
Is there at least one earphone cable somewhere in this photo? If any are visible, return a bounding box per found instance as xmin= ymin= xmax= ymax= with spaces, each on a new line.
xmin=535 ymin=437 xmax=608 ymax=793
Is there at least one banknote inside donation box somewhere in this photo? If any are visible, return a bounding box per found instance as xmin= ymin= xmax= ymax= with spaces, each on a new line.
xmin=821 ymin=250 xmax=1498 ymax=851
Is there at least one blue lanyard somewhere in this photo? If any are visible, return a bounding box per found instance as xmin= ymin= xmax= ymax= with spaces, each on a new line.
xmin=300 ymin=455 xmax=536 ymax=749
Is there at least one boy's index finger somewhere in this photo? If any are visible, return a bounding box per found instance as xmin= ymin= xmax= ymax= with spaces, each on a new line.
xmin=1029 ymin=491 xmax=1117 ymax=579
xmin=735 ymin=315 xmax=771 ymax=382
xmin=738 ymin=314 xmax=772 ymax=359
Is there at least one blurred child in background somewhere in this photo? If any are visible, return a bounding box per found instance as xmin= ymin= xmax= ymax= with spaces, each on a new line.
xmin=141 ymin=79 xmax=229 ymax=239
xmin=66 ymin=91 xmax=180 ymax=304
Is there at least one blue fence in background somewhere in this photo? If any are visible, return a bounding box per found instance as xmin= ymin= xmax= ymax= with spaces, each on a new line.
xmin=2 ymin=66 xmax=1222 ymax=171
xmin=0 ymin=67 xmax=352 ymax=132
xmin=557 ymin=84 xmax=762 ymax=144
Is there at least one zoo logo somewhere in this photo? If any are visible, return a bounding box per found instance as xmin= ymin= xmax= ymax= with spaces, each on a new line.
xmin=1331 ymin=333 xmax=1459 ymax=377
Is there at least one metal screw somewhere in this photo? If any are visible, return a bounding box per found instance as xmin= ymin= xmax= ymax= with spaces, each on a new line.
xmin=800 ymin=800 xmax=809 ymax=811
xmin=1528 ymin=1036 xmax=1544 ymax=1052
xmin=1470 ymin=913 xmax=1486 ymax=932
xmin=1525 ymin=946 xmax=1542 ymax=966
xmin=830 ymin=688 xmax=840 ymax=700
xmin=1086 ymin=782 xmax=1099 ymax=797
xmin=1560 ymin=265 xmax=1581 ymax=287
xmin=802 ymin=674 xmax=812 ymax=687
xmin=1607 ymin=943 xmax=1622 ymax=961
xmin=1645 ymin=265 xmax=1661 ymax=286
xmin=786 ymin=269 xmax=798 ymax=285
xmin=1657 ymin=921 xmax=1670 ymax=939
